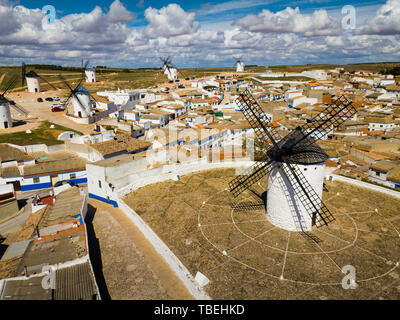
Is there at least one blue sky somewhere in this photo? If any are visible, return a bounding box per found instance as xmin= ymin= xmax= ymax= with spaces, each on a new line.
xmin=1 ymin=0 xmax=399 ymax=68
xmin=21 ymin=0 xmax=386 ymax=24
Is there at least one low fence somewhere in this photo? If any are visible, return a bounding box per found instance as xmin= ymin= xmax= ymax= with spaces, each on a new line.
xmin=117 ymin=159 xmax=253 ymax=198
xmin=327 ymin=174 xmax=400 ymax=199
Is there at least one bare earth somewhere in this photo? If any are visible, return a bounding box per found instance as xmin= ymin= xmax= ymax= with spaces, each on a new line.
xmin=124 ymin=168 xmax=400 ymax=300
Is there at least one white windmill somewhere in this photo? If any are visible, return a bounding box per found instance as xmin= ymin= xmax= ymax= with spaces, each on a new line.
xmin=59 ymin=75 xmax=96 ymax=119
xmin=21 ymin=62 xmax=58 ymax=93
xmin=234 ymin=56 xmax=245 ymax=73
xmin=82 ymin=60 xmax=97 ymax=83
xmin=160 ymin=57 xmax=178 ymax=81
xmin=0 ymin=77 xmax=29 ymax=129
xmin=229 ymin=91 xmax=357 ymax=232
xmin=0 ymin=95 xmax=12 ymax=129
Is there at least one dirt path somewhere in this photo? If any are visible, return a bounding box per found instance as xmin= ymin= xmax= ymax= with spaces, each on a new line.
xmin=89 ymin=199 xmax=194 ymax=300
xmin=0 ymin=73 xmax=6 ymax=87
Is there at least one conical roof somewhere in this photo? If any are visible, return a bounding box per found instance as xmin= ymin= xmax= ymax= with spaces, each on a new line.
xmin=268 ymin=128 xmax=328 ymax=165
xmin=25 ymin=70 xmax=39 ymax=78
xmin=75 ymin=85 xmax=89 ymax=94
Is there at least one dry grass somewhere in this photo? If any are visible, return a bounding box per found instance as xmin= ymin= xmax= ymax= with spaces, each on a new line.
xmin=124 ymin=168 xmax=400 ymax=300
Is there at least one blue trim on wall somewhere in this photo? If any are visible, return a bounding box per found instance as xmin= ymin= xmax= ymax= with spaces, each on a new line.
xmin=67 ymin=178 xmax=88 ymax=185
xmin=21 ymin=182 xmax=52 ymax=191
xmin=89 ymin=193 xmax=118 ymax=208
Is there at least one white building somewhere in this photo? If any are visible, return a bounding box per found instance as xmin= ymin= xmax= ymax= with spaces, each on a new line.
xmin=97 ymin=89 xmax=160 ymax=108
xmin=368 ymin=119 xmax=396 ymax=132
xmin=380 ymin=79 xmax=395 ymax=86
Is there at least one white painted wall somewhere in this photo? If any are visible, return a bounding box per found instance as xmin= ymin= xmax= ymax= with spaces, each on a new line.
xmin=267 ymin=161 xmax=326 ymax=232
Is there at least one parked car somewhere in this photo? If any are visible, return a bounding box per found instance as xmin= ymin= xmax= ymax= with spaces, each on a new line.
xmin=60 ymin=100 xmax=68 ymax=105
xmin=178 ymin=85 xmax=185 ymax=88
xmin=37 ymin=98 xmax=43 ymax=102
xmin=53 ymin=96 xmax=60 ymax=101
xmin=51 ymin=105 xmax=65 ymax=112
xmin=175 ymin=79 xmax=180 ymax=83
xmin=185 ymin=78 xmax=190 ymax=81
xmin=45 ymin=97 xmax=53 ymax=102
xmin=169 ymin=80 xmax=174 ymax=84
xmin=54 ymin=181 xmax=77 ymax=188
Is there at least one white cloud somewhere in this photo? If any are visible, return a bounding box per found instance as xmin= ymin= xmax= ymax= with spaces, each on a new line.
xmin=144 ymin=4 xmax=200 ymax=38
xmin=359 ymin=0 xmax=400 ymax=35
xmin=107 ymin=0 xmax=135 ymax=23
xmin=0 ymin=3 xmax=20 ymax=35
xmin=0 ymin=0 xmax=399 ymax=68
xmin=234 ymin=6 xmax=340 ymax=36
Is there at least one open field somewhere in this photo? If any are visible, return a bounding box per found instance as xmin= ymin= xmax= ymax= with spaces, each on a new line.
xmin=266 ymin=62 xmax=400 ymax=73
xmin=2 ymin=62 xmax=398 ymax=93
xmin=0 ymin=121 xmax=82 ymax=146
xmin=124 ymin=168 xmax=400 ymax=300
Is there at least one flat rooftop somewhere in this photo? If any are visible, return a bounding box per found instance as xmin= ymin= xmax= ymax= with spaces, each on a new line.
xmin=2 ymin=261 xmax=98 ymax=300
xmin=14 ymin=226 xmax=87 ymax=277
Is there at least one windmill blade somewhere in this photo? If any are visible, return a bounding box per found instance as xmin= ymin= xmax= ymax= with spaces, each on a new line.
xmin=294 ymin=96 xmax=357 ymax=148
xmin=280 ymin=157 xmax=335 ymax=228
xmin=81 ymin=60 xmax=90 ymax=79
xmin=9 ymin=101 xmax=29 ymax=116
xmin=21 ymin=62 xmax=26 ymax=87
xmin=38 ymin=75 xmax=58 ymax=90
xmin=58 ymin=74 xmax=75 ymax=92
xmin=72 ymin=90 xmax=88 ymax=113
xmin=236 ymin=89 xmax=282 ymax=147
xmin=229 ymin=160 xmax=272 ymax=198
xmin=63 ymin=91 xmax=75 ymax=115
xmin=2 ymin=77 xmax=17 ymax=96
xmin=58 ymin=74 xmax=87 ymax=114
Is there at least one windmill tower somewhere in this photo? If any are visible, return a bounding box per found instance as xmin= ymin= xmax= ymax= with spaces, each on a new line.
xmin=0 ymin=77 xmax=29 ymax=129
xmin=58 ymin=74 xmax=96 ymax=119
xmin=25 ymin=71 xmax=41 ymax=93
xmin=85 ymin=68 xmax=97 ymax=83
xmin=234 ymin=56 xmax=245 ymax=73
xmin=21 ymin=62 xmax=58 ymax=92
xmin=72 ymin=85 xmax=92 ymax=118
xmin=83 ymin=60 xmax=97 ymax=83
xmin=229 ymin=91 xmax=357 ymax=232
xmin=160 ymin=57 xmax=178 ymax=81
xmin=0 ymin=95 xmax=12 ymax=129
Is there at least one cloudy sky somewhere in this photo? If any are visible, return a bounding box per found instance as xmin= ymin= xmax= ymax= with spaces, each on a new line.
xmin=0 ymin=0 xmax=399 ymax=68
